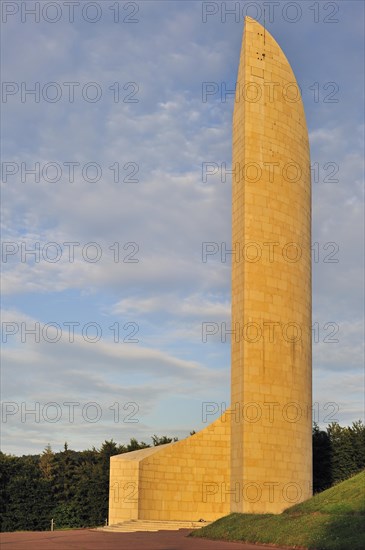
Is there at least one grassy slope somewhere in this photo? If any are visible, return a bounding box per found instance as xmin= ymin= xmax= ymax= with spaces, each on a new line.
xmin=190 ymin=471 xmax=365 ymax=550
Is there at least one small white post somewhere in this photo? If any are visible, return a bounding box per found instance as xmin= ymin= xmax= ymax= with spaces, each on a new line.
xmin=51 ymin=519 xmax=54 ymax=531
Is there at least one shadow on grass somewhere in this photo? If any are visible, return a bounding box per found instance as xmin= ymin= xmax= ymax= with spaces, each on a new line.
xmin=191 ymin=512 xmax=365 ymax=550
xmin=316 ymin=512 xmax=365 ymax=550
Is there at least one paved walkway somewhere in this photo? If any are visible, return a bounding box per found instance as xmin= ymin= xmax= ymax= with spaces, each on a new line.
xmin=0 ymin=529 xmax=297 ymax=549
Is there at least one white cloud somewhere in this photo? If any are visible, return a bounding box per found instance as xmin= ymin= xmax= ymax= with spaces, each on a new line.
xmin=112 ymin=293 xmax=230 ymax=318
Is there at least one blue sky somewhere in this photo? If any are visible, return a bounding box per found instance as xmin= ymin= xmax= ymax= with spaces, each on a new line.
xmin=1 ymin=0 xmax=364 ymax=455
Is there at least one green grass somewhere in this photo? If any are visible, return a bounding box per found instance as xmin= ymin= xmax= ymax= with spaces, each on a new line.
xmin=190 ymin=471 xmax=365 ymax=550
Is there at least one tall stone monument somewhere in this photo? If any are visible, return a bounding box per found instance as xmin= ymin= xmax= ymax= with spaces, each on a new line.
xmin=108 ymin=17 xmax=312 ymax=524
xmin=231 ymin=16 xmax=312 ymax=514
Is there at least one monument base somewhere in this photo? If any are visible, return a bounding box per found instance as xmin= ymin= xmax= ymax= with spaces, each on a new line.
xmin=108 ymin=413 xmax=230 ymax=523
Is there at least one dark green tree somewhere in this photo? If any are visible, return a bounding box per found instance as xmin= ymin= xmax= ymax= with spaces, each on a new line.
xmin=152 ymin=435 xmax=178 ymax=446
xmin=327 ymin=422 xmax=358 ymax=484
xmin=0 ymin=453 xmax=21 ymax=531
xmin=126 ymin=438 xmax=149 ymax=451
xmin=39 ymin=444 xmax=55 ymax=481
xmin=349 ymin=420 xmax=365 ymax=471
xmin=312 ymin=423 xmax=332 ymax=492
xmin=1 ymin=455 xmax=53 ymax=531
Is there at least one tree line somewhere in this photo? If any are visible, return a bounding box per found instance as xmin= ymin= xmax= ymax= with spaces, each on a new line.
xmin=1 ymin=422 xmax=364 ymax=532
xmin=312 ymin=420 xmax=365 ymax=491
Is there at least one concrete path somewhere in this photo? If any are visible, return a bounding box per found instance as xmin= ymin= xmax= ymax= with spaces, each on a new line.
xmin=0 ymin=529 xmax=298 ymax=549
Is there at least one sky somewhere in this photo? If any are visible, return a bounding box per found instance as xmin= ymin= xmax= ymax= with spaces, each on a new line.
xmin=1 ymin=0 xmax=364 ymax=455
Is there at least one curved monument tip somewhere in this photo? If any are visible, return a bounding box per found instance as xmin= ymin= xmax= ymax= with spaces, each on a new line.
xmin=244 ymin=15 xmax=264 ymax=27
xmin=244 ymin=15 xmax=275 ymax=44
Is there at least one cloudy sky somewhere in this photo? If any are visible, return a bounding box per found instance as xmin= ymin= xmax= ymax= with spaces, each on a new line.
xmin=1 ymin=0 xmax=364 ymax=455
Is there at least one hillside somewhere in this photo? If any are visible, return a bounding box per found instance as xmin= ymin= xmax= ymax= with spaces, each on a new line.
xmin=190 ymin=470 xmax=365 ymax=550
